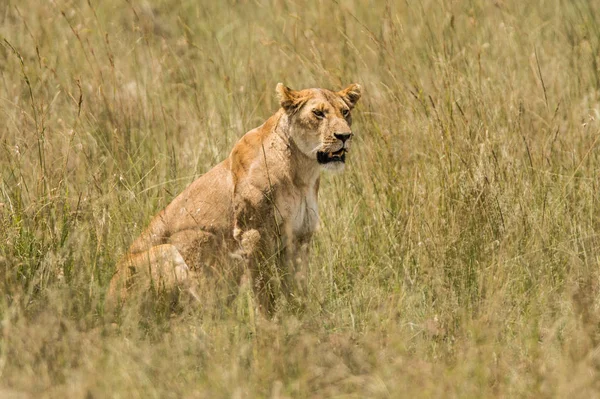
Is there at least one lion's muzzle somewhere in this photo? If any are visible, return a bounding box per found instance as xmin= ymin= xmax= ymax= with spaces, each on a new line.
xmin=317 ymin=147 xmax=347 ymax=164
xmin=317 ymin=132 xmax=353 ymax=164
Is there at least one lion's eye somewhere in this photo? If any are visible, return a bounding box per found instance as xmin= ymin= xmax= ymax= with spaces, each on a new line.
xmin=312 ymin=109 xmax=325 ymax=119
xmin=342 ymin=108 xmax=350 ymax=117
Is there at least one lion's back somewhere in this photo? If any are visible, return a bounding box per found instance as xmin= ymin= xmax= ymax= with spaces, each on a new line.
xmin=128 ymin=160 xmax=235 ymax=254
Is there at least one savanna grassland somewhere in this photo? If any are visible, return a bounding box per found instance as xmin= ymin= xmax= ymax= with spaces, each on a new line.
xmin=1 ymin=0 xmax=600 ymax=397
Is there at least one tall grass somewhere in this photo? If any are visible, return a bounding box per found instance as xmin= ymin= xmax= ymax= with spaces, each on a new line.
xmin=1 ymin=0 xmax=600 ymax=396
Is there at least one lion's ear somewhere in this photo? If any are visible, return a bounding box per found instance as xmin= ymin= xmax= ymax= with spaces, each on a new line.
xmin=338 ymin=83 xmax=362 ymax=108
xmin=276 ymin=83 xmax=303 ymax=111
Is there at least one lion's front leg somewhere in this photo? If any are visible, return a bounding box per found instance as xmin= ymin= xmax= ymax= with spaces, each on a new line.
xmin=233 ymin=227 xmax=279 ymax=314
xmin=232 ymin=181 xmax=272 ymax=257
xmin=279 ymin=231 xmax=312 ymax=306
xmin=232 ymin=191 xmax=280 ymax=313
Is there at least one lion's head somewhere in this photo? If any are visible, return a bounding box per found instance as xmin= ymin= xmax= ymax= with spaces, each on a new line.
xmin=276 ymin=83 xmax=362 ymax=171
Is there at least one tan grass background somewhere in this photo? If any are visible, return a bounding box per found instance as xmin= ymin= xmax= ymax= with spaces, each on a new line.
xmin=1 ymin=0 xmax=600 ymax=397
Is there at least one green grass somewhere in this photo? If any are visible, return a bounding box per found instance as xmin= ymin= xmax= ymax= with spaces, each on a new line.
xmin=1 ymin=0 xmax=600 ymax=397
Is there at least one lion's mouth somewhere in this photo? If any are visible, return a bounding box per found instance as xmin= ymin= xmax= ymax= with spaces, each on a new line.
xmin=317 ymin=148 xmax=346 ymax=164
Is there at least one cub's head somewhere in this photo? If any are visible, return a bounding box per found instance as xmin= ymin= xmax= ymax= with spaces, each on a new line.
xmin=276 ymin=83 xmax=361 ymax=171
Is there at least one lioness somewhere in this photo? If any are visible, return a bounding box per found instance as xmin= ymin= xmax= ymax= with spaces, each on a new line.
xmin=108 ymin=83 xmax=361 ymax=311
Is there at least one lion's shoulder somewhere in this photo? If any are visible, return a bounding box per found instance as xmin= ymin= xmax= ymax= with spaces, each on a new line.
xmin=229 ymin=110 xmax=284 ymax=183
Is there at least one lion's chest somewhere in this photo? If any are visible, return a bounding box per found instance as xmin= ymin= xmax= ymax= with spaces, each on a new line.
xmin=275 ymin=187 xmax=319 ymax=238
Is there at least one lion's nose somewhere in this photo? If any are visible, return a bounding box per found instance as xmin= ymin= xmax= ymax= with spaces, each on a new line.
xmin=334 ymin=132 xmax=352 ymax=143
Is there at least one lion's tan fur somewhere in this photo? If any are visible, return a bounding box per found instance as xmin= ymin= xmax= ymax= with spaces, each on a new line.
xmin=107 ymin=83 xmax=361 ymax=310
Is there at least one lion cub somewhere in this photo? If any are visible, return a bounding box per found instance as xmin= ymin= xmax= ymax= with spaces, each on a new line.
xmin=108 ymin=83 xmax=361 ymax=311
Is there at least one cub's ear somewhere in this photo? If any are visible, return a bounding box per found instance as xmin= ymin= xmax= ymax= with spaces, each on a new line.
xmin=338 ymin=83 xmax=362 ymax=108
xmin=276 ymin=83 xmax=305 ymax=112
